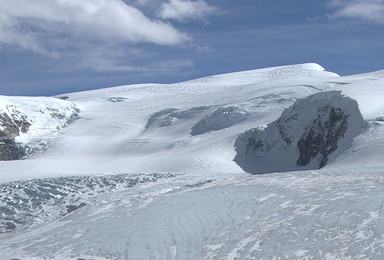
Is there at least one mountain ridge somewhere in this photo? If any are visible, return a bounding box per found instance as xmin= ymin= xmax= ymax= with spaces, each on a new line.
xmin=0 ymin=63 xmax=384 ymax=182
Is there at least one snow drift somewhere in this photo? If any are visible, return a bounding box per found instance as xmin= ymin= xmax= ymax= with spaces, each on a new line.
xmin=234 ymin=91 xmax=364 ymax=174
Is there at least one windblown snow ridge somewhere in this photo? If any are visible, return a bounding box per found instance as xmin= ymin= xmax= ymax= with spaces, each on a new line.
xmin=234 ymin=91 xmax=364 ymax=174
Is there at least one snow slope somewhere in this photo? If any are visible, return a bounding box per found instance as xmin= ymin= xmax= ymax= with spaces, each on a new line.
xmin=0 ymin=63 xmax=346 ymax=182
xmin=2 ymin=170 xmax=384 ymax=259
xmin=1 ymin=62 xmax=383 ymax=181
xmin=2 ymin=63 xmax=384 ymax=259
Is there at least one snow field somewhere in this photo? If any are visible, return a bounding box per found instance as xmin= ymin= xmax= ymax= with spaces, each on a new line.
xmin=2 ymin=63 xmax=384 ymax=259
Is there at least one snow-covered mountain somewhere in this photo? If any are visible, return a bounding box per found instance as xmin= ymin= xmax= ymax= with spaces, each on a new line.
xmin=0 ymin=96 xmax=79 ymax=161
xmin=2 ymin=63 xmax=384 ymax=259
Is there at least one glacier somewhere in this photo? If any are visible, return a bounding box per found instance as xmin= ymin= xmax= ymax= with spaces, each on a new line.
xmin=2 ymin=63 xmax=384 ymax=259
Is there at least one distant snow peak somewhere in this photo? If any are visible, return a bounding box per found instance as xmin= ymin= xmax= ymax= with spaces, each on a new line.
xmin=234 ymin=91 xmax=364 ymax=174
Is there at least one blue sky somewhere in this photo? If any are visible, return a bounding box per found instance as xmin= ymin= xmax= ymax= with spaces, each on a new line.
xmin=0 ymin=0 xmax=383 ymax=96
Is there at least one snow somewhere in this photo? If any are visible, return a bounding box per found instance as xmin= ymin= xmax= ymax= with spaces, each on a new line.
xmin=0 ymin=95 xmax=79 ymax=151
xmin=0 ymin=63 xmax=343 ymax=182
xmin=2 ymin=170 xmax=384 ymax=259
xmin=2 ymin=63 xmax=384 ymax=259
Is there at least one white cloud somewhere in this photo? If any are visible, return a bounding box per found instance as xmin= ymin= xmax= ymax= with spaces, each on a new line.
xmin=0 ymin=0 xmax=189 ymax=53
xmin=329 ymin=0 xmax=384 ymax=24
xmin=0 ymin=0 xmax=217 ymax=74
xmin=159 ymin=0 xmax=214 ymax=21
xmin=0 ymin=12 xmax=46 ymax=54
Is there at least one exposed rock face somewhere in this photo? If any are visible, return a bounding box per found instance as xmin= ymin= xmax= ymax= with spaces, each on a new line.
xmin=296 ymin=107 xmax=349 ymax=168
xmin=0 ymin=138 xmax=25 ymax=161
xmin=0 ymin=111 xmax=31 ymax=160
xmin=191 ymin=106 xmax=248 ymax=136
xmin=145 ymin=106 xmax=249 ymax=136
xmin=234 ymin=91 xmax=364 ymax=174
xmin=0 ymin=98 xmax=80 ymax=161
xmin=145 ymin=107 xmax=210 ymax=130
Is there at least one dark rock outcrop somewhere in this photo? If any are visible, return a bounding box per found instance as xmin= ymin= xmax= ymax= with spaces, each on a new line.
xmin=0 ymin=101 xmax=80 ymax=161
xmin=0 ymin=112 xmax=31 ymax=139
xmin=296 ymin=107 xmax=349 ymax=168
xmin=0 ymin=138 xmax=25 ymax=161
xmin=191 ymin=106 xmax=248 ymax=136
xmin=0 ymin=112 xmax=31 ymax=160
xmin=234 ymin=91 xmax=364 ymax=174
xmin=145 ymin=107 xmax=210 ymax=130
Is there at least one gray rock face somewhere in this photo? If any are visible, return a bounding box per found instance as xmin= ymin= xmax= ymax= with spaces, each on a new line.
xmin=0 ymin=112 xmax=31 ymax=160
xmin=191 ymin=106 xmax=248 ymax=136
xmin=234 ymin=91 xmax=364 ymax=174
xmin=145 ymin=107 xmax=210 ymax=129
xmin=0 ymin=101 xmax=80 ymax=161
xmin=0 ymin=112 xmax=31 ymax=139
xmin=0 ymin=138 xmax=25 ymax=161
xmin=296 ymin=106 xmax=349 ymax=168
xmin=145 ymin=106 xmax=248 ymax=135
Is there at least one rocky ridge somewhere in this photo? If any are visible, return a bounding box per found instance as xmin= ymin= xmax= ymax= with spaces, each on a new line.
xmin=0 ymin=97 xmax=80 ymax=160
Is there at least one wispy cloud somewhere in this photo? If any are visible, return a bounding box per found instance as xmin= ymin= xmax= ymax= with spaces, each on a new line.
xmin=158 ymin=0 xmax=214 ymax=21
xmin=0 ymin=0 xmax=213 ymax=75
xmin=329 ymin=0 xmax=384 ymax=24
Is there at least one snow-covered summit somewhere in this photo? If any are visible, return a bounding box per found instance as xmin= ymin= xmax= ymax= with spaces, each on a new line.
xmin=182 ymin=63 xmax=339 ymax=85
xmin=0 ymin=63 xmax=383 ymax=181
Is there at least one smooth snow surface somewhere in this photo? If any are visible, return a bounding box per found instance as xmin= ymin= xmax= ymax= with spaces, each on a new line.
xmin=2 ymin=63 xmax=384 ymax=259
